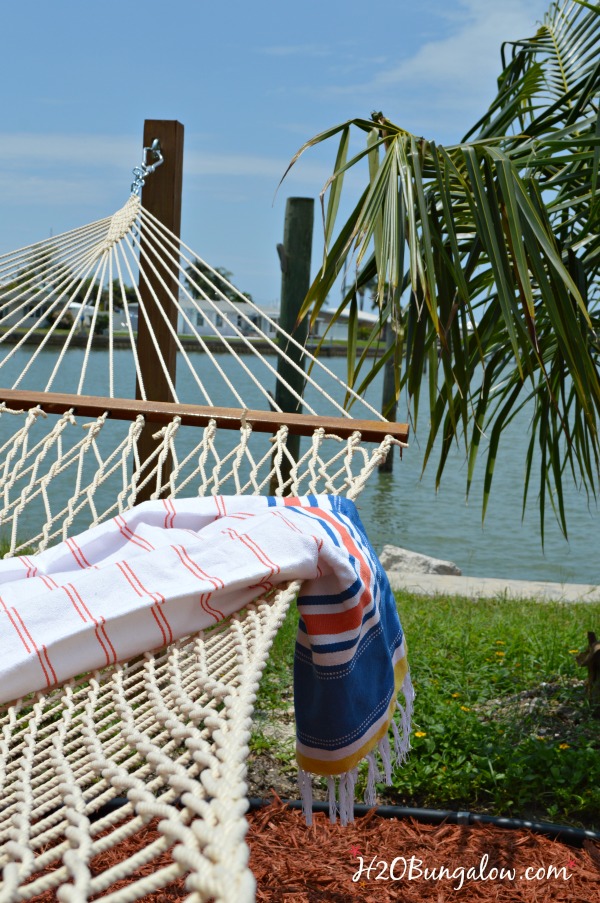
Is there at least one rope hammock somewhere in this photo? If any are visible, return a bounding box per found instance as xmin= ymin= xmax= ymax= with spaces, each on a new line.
xmin=0 ymin=134 xmax=411 ymax=902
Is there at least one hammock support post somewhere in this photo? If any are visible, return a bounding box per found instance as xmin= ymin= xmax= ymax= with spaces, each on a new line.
xmin=135 ymin=118 xmax=185 ymax=500
xmin=273 ymin=197 xmax=314 ymax=489
xmin=378 ymin=320 xmax=399 ymax=473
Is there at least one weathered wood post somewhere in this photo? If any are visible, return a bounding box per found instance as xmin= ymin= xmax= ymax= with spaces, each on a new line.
xmin=272 ymin=197 xmax=314 ymax=491
xmin=135 ymin=119 xmax=184 ymax=502
xmin=378 ymin=320 xmax=399 ymax=472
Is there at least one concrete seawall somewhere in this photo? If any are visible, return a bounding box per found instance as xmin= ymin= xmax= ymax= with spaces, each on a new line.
xmin=387 ymin=572 xmax=600 ymax=602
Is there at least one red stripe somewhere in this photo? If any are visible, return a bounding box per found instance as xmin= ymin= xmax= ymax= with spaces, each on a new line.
xmin=93 ymin=624 xmax=111 ymax=666
xmin=62 ymin=584 xmax=109 ymax=669
xmin=237 ymin=533 xmax=281 ymax=578
xmin=155 ymin=604 xmax=173 ymax=644
xmin=114 ymin=515 xmax=155 ymax=551
xmin=63 ymin=583 xmax=115 ymax=666
xmin=150 ymin=604 xmax=173 ymax=645
xmin=1 ymin=597 xmax=31 ymax=652
xmin=40 ymin=574 xmax=58 ymax=591
xmin=10 ymin=605 xmax=56 ymax=687
xmin=66 ymin=536 xmax=94 ymax=569
xmin=20 ymin=556 xmax=38 ymax=578
xmin=65 ymin=583 xmax=96 ymax=621
xmin=42 ymin=645 xmax=57 ymax=685
xmin=150 ymin=606 xmax=168 ymax=645
xmin=62 ymin=584 xmax=87 ymax=622
xmin=99 ymin=618 xmax=118 ymax=664
xmin=116 ymin=560 xmax=165 ymax=604
xmin=273 ymin=512 xmax=323 ymax=561
xmin=117 ymin=560 xmax=173 ymax=645
xmin=172 ymin=545 xmax=223 ymax=622
xmin=272 ymin=511 xmax=303 ymax=534
xmin=249 ymin=581 xmax=273 ymax=593
xmin=300 ymin=508 xmax=373 ymax=637
xmin=163 ymin=498 xmax=176 ymax=529
xmin=172 ymin=544 xmax=225 ymax=590
xmin=198 ymin=592 xmax=222 ymax=621
xmin=116 ymin=560 xmax=142 ymax=596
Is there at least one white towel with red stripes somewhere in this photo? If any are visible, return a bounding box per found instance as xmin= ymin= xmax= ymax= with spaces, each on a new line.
xmin=0 ymin=496 xmax=317 ymax=701
xmin=0 ymin=495 xmax=411 ymax=805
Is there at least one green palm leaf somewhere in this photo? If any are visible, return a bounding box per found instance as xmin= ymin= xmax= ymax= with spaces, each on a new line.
xmin=284 ymin=0 xmax=600 ymax=538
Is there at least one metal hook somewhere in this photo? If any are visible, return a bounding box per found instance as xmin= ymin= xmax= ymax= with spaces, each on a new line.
xmin=131 ymin=139 xmax=164 ymax=196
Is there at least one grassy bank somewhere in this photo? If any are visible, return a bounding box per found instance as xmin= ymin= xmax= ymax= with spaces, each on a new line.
xmin=255 ymin=591 xmax=600 ymax=829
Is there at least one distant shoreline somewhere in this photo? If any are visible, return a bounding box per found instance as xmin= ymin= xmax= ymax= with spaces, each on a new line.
xmin=0 ymin=330 xmax=366 ymax=356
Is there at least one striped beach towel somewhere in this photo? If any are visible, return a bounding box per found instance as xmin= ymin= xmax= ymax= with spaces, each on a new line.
xmin=0 ymin=495 xmax=412 ymax=818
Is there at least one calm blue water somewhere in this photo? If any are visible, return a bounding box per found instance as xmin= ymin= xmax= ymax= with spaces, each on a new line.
xmin=0 ymin=346 xmax=597 ymax=585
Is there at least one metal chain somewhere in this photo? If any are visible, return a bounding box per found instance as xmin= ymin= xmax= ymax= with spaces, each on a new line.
xmin=130 ymin=138 xmax=164 ymax=196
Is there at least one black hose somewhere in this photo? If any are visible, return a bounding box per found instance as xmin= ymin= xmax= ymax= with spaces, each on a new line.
xmin=247 ymin=798 xmax=600 ymax=848
xmin=88 ymin=794 xmax=600 ymax=848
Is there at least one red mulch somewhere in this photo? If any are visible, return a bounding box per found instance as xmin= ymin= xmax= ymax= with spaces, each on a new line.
xmin=27 ymin=796 xmax=600 ymax=901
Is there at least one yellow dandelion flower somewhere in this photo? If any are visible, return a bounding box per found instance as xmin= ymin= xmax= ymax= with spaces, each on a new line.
xmin=495 ymin=641 xmax=505 ymax=645
xmin=460 ymin=705 xmax=471 ymax=712
xmin=568 ymin=649 xmax=579 ymax=654
xmin=415 ymin=731 xmax=427 ymax=738
xmin=495 ymin=651 xmax=505 ymax=657
xmin=451 ymin=693 xmax=461 ymax=698
xmin=559 ymin=743 xmax=570 ymax=750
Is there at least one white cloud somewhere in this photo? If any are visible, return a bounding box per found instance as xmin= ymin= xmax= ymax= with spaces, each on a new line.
xmin=0 ymin=174 xmax=112 ymax=206
xmin=0 ymin=133 xmax=335 ymax=209
xmin=372 ymin=0 xmax=546 ymax=94
xmin=319 ymin=0 xmax=549 ymax=138
xmin=0 ymin=133 xmax=138 ymax=170
xmin=186 ymin=150 xmax=332 ymax=187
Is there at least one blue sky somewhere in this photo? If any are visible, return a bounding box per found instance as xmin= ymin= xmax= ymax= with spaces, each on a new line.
xmin=1 ymin=0 xmax=548 ymax=305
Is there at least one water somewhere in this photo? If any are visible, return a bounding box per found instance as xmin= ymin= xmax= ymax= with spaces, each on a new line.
xmin=360 ymin=434 xmax=599 ymax=585
xmin=1 ymin=346 xmax=598 ymax=585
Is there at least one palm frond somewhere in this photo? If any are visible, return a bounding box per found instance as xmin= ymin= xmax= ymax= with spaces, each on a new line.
xmin=285 ymin=0 xmax=600 ymax=537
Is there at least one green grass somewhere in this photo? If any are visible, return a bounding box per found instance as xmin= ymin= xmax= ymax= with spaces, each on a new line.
xmin=255 ymin=591 xmax=600 ymax=829
xmin=0 ymin=539 xmax=35 ymax=558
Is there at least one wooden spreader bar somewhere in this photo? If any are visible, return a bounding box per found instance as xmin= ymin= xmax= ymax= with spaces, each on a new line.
xmin=0 ymin=389 xmax=409 ymax=445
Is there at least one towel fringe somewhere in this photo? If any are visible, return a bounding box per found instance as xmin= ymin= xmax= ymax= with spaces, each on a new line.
xmin=393 ymin=672 xmax=415 ymax=764
xmin=364 ymin=750 xmax=381 ymax=807
xmin=378 ymin=732 xmax=393 ymax=784
xmin=337 ymin=767 xmax=358 ymax=826
xmin=327 ymin=776 xmax=337 ymax=824
xmin=298 ymin=767 xmax=314 ymax=826
xmin=297 ymin=670 xmax=414 ymax=825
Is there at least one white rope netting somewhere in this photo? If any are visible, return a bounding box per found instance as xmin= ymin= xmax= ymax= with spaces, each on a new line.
xmin=0 ymin=190 xmax=406 ymax=902
xmin=0 ymin=405 xmax=396 ymax=556
xmin=0 ymin=194 xmax=385 ymax=418
xmin=0 ymin=581 xmax=300 ymax=903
